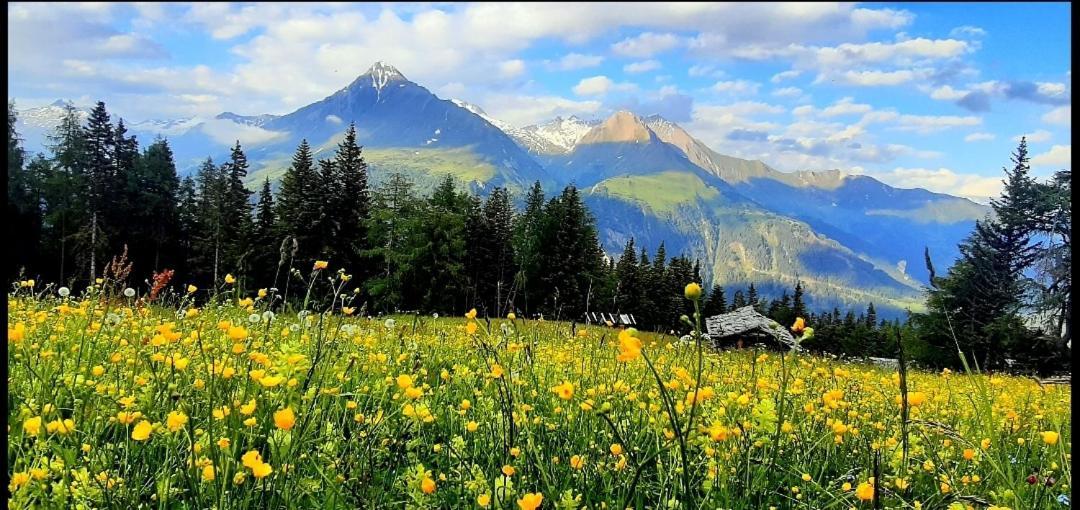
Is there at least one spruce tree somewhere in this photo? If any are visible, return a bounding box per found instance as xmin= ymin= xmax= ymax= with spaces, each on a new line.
xmin=83 ymin=101 xmax=115 ymax=280
xmin=7 ymin=102 xmax=42 ymax=281
xmin=513 ymin=181 xmax=546 ymax=315
xmin=703 ymin=284 xmax=726 ymax=317
xmin=43 ymin=105 xmax=90 ymax=284
xmin=250 ymin=178 xmax=278 ymax=287
xmin=222 ymin=141 xmax=254 ymax=279
xmin=792 ymin=281 xmax=807 ymax=319
xmin=275 ymin=139 xmax=319 ymax=267
xmin=332 ymin=123 xmax=371 ymax=278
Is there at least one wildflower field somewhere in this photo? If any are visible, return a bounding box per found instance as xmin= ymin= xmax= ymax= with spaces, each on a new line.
xmin=6 ymin=276 xmax=1072 ymax=509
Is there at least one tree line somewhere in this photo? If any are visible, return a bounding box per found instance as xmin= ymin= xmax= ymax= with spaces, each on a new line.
xmin=7 ymin=102 xmax=1070 ymax=373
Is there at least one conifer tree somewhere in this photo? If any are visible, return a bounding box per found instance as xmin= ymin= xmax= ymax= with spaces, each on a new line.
xmin=221 ymin=141 xmax=254 ymax=278
xmin=332 ymin=123 xmax=371 ymax=278
xmin=703 ymin=284 xmax=726 ymax=317
xmin=275 ymin=139 xmax=319 ymax=267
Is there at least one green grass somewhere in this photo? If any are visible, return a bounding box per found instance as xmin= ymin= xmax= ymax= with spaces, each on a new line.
xmin=594 ymin=171 xmax=720 ymax=215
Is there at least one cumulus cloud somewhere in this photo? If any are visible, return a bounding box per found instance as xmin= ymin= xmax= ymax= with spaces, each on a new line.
xmin=711 ymin=80 xmax=761 ymax=95
xmin=771 ymin=87 xmax=804 ymax=98
xmin=545 ymin=53 xmax=603 ymax=71
xmin=623 ymin=60 xmax=661 ymax=73
xmin=964 ymin=132 xmax=995 ymax=142
xmin=821 ymin=97 xmax=873 ymax=117
xmin=1042 ymin=106 xmax=1071 ymax=126
xmin=770 ymin=69 xmax=802 ymax=83
xmin=1031 ymin=145 xmax=1071 ymax=168
xmin=869 ymin=167 xmax=1003 ymax=202
xmin=1013 ymin=130 xmax=1052 ymax=143
xmin=325 ymin=114 xmax=342 ymax=125
xmin=480 ymin=94 xmax=602 ymax=127
xmin=198 ymin=119 xmax=289 ymax=146
xmin=498 ymin=59 xmax=526 ymax=78
xmin=611 ymin=32 xmax=681 ymax=58
xmin=573 ymin=75 xmax=637 ymax=96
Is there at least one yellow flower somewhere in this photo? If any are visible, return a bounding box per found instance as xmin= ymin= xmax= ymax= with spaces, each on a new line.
xmin=616 ymin=329 xmax=642 ymax=362
xmin=131 ymin=420 xmax=153 ymax=441
xmin=187 ymin=285 xmax=197 ymax=294
xmin=570 ymin=455 xmax=585 ymax=470
xmin=9 ymin=472 xmax=31 ymax=491
xmin=791 ymin=317 xmax=806 ymax=334
xmin=855 ymin=481 xmax=874 ymax=501
xmin=166 ymin=411 xmax=188 ymax=432
xmin=477 ymin=493 xmax=491 ymax=507
xmin=313 ymin=260 xmax=329 ymax=271
xmin=552 ymin=381 xmax=574 ymax=400
xmin=251 ymin=461 xmax=273 ymax=479
xmin=202 ymin=465 xmax=215 ymax=482
xmin=801 ymin=473 xmax=812 ymax=482
xmin=92 ymin=365 xmax=105 ymax=377
xmin=23 ymin=416 xmax=41 ymax=435
xmin=490 ymin=364 xmax=504 ymax=379
xmin=241 ymin=400 xmax=257 ymax=415
xmin=684 ymin=282 xmax=702 ymax=300
xmin=465 ymin=308 xmax=477 ymax=320
xmin=46 ymin=418 xmax=75 ymax=435
xmin=259 ymin=375 xmax=284 ymax=388
xmin=466 ymin=321 xmax=478 ymax=335
xmin=242 ymin=450 xmax=263 ymax=469
xmin=1041 ymin=431 xmax=1060 ymax=445
xmin=274 ymin=408 xmax=296 ymax=431
xmin=517 ymin=492 xmax=543 ymax=510
xmin=396 ymin=374 xmax=414 ymax=389
xmin=466 ymin=421 xmax=479 ymax=432
xmin=224 ymin=274 xmax=236 ymax=284
xmin=507 ymin=312 xmax=516 ymax=320
xmin=342 ymin=307 xmax=355 ymax=316
xmin=502 ymin=465 xmax=516 ymax=477
xmin=421 ymin=476 xmax=436 ymax=494
xmin=610 ymin=443 xmax=623 ymax=456
xmin=227 ymin=325 xmax=249 ymax=341
xmin=405 ymin=387 xmax=424 ymax=399
xmin=963 ymin=448 xmax=975 ymax=460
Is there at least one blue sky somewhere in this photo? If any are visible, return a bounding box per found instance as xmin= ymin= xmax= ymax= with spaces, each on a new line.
xmin=7 ymin=2 xmax=1071 ymax=201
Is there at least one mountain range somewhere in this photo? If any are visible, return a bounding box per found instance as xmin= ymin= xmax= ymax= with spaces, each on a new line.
xmin=15 ymin=62 xmax=991 ymax=317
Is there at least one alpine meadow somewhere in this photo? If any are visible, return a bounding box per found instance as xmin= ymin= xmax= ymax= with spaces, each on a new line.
xmin=5 ymin=3 xmax=1072 ymax=509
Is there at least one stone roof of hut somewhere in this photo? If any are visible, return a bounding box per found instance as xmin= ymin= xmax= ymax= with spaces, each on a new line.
xmin=704 ymin=306 xmax=799 ymax=350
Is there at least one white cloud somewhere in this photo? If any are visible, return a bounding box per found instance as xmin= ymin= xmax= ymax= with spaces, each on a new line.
xmin=688 ymin=64 xmax=723 ymax=78
xmin=771 ymin=86 xmax=803 ymax=98
xmin=964 ymin=132 xmax=995 ymax=142
xmin=198 ymin=119 xmax=289 ymax=146
xmin=711 ymin=79 xmax=761 ymax=95
xmin=890 ymin=113 xmax=982 ymax=133
xmin=325 ymin=114 xmax=342 ymax=125
xmin=1043 ymin=106 xmax=1071 ymax=126
xmin=949 ymin=25 xmax=987 ymax=38
xmin=770 ymin=69 xmax=802 ymax=83
xmin=498 ymin=59 xmax=526 ymax=79
xmin=479 ymin=94 xmax=602 ymax=127
xmin=624 ymin=60 xmax=661 ymax=73
xmin=835 ymin=69 xmax=925 ymax=86
xmin=1013 ymin=129 xmax=1052 ymax=143
xmin=611 ymin=32 xmax=681 ymax=58
xmin=1031 ymin=145 xmax=1071 ymax=168
xmin=821 ymin=97 xmax=872 ymax=117
xmin=546 ymin=53 xmax=603 ymax=71
xmin=871 ymin=167 xmax=1003 ymax=202
xmin=572 ymin=75 xmax=637 ymax=96
xmin=929 ymin=85 xmax=969 ymax=101
xmin=574 ymin=76 xmax=614 ymax=96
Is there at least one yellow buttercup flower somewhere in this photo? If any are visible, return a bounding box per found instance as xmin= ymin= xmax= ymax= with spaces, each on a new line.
xmin=131 ymin=420 xmax=153 ymax=441
xmin=517 ymin=492 xmax=543 ymax=510
xmin=684 ymin=282 xmax=702 ymax=300
xmin=313 ymin=260 xmax=329 ymax=270
xmin=274 ymin=408 xmax=296 ymax=431
xmin=224 ymin=274 xmax=236 ymax=284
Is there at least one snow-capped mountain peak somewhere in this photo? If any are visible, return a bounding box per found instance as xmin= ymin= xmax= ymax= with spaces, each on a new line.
xmin=367 ymin=61 xmax=406 ymax=92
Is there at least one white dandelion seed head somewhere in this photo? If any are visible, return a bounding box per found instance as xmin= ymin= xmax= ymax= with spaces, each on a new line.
xmin=262 ymin=311 xmax=275 ymax=323
xmin=123 ymin=288 xmax=136 ymax=298
xmin=248 ymin=314 xmax=261 ymax=324
xmin=58 ymin=287 xmax=70 ymax=297
xmin=384 ymin=318 xmax=396 ymax=330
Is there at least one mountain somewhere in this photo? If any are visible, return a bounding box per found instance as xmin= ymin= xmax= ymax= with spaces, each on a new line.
xmin=13 ymin=100 xmax=91 ymax=155
xmin=233 ymin=62 xmax=552 ymax=193
xmin=12 ymin=63 xmax=989 ymax=316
